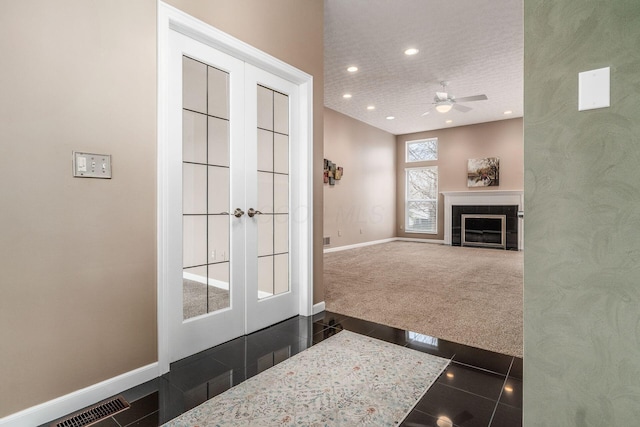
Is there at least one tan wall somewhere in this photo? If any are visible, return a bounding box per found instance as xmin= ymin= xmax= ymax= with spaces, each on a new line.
xmin=165 ymin=0 xmax=325 ymax=303
xmin=323 ymin=108 xmax=396 ymax=248
xmin=0 ymin=0 xmax=158 ymax=417
xmin=0 ymin=0 xmax=324 ymax=418
xmin=396 ymin=118 xmax=523 ymax=240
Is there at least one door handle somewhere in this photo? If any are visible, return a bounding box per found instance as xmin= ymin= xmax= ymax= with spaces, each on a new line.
xmin=233 ymin=208 xmax=245 ymax=218
xmin=247 ymin=208 xmax=263 ymax=218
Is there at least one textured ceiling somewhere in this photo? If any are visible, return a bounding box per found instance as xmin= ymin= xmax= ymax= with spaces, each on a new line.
xmin=324 ymin=0 xmax=523 ymax=135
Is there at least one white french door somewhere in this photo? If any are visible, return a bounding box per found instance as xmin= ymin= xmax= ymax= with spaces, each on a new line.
xmin=163 ymin=25 xmax=307 ymax=364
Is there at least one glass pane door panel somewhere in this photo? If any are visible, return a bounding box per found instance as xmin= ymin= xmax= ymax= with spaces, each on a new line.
xmin=183 ymin=266 xmax=207 ymax=319
xmin=274 ymin=174 xmax=288 ymax=214
xmin=257 ymin=214 xmax=273 ymax=257
xmin=183 ymin=216 xmax=206 ymax=268
xmin=183 ymin=111 xmax=207 ymax=163
xmin=207 ymin=67 xmax=229 ymax=119
xmin=256 ymin=85 xmax=289 ymax=299
xmin=183 ymin=57 xmax=207 ymax=114
xmin=257 ymin=129 xmax=273 ymax=172
xmin=183 ymin=55 xmax=231 ymax=319
xmin=257 ymin=86 xmax=273 ymax=131
xmin=257 ymin=172 xmax=274 ymax=213
xmin=207 ymin=166 xmax=229 ymax=214
xmin=208 ymin=118 xmax=229 ymax=167
xmin=183 ymin=164 xmax=207 ymax=214
xmin=274 ymin=254 xmax=289 ymax=294
xmin=208 ymin=216 xmax=229 ymax=264
xmin=257 ymin=256 xmax=274 ymax=298
xmin=273 ymin=134 xmax=288 ymax=174
xmin=274 ymin=215 xmax=288 ymax=254
xmin=273 ymin=92 xmax=289 ymax=134
xmin=207 ymin=262 xmax=230 ymax=313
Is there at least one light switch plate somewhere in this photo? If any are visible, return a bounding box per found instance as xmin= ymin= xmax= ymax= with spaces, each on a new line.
xmin=73 ymin=151 xmax=112 ymax=178
xmin=578 ymin=67 xmax=610 ymax=111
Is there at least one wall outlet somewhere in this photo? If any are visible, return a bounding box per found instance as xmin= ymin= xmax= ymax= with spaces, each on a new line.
xmin=359 ymin=228 xmax=363 ymax=234
xmin=338 ymin=230 xmax=342 ymax=237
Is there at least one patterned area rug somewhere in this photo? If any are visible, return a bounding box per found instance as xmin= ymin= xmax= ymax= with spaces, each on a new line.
xmin=163 ymin=330 xmax=449 ymax=426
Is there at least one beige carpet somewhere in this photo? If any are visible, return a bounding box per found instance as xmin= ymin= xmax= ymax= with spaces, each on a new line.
xmin=324 ymin=241 xmax=523 ymax=357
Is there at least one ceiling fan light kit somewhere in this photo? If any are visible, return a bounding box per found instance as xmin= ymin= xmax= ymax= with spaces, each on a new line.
xmin=435 ymin=102 xmax=453 ymax=113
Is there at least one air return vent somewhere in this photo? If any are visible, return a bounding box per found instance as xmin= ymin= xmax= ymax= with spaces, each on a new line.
xmin=52 ymin=396 xmax=130 ymax=427
xmin=323 ymin=236 xmax=331 ymax=246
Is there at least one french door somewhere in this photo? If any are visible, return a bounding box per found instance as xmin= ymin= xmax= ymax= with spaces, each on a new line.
xmin=164 ymin=28 xmax=302 ymax=363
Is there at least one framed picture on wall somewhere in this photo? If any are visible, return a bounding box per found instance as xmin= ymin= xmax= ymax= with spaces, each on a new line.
xmin=467 ymin=157 xmax=499 ymax=187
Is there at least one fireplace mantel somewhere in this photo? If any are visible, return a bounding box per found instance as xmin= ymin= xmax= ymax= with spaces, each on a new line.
xmin=442 ymin=190 xmax=524 ymax=249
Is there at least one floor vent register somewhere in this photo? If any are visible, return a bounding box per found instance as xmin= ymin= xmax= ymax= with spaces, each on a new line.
xmin=51 ymin=395 xmax=130 ymax=427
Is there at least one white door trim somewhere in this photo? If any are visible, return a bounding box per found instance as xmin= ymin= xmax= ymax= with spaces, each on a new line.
xmin=157 ymin=1 xmax=313 ymax=375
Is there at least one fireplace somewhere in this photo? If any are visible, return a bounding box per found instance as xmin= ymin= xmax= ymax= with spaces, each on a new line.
xmin=461 ymin=214 xmax=506 ymax=249
xmin=442 ymin=191 xmax=523 ymax=251
xmin=452 ymin=205 xmax=518 ymax=250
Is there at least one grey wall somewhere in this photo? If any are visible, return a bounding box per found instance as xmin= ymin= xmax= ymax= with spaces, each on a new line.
xmin=524 ymin=1 xmax=640 ymax=425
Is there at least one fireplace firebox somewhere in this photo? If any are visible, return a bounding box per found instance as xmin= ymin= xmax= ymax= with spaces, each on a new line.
xmin=452 ymin=205 xmax=518 ymax=250
xmin=461 ymin=214 xmax=506 ymax=249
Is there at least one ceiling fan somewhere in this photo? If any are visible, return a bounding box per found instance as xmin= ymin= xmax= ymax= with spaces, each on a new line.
xmin=422 ymin=81 xmax=488 ymax=115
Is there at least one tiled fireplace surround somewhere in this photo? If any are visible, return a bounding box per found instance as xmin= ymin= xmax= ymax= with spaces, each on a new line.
xmin=442 ymin=191 xmax=524 ymax=251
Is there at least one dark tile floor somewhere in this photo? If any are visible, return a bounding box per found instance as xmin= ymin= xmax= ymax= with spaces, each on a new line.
xmin=44 ymin=311 xmax=522 ymax=426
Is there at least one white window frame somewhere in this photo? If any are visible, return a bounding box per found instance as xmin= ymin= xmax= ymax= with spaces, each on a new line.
xmin=406 ymin=138 xmax=438 ymax=163
xmin=405 ymin=166 xmax=438 ymax=234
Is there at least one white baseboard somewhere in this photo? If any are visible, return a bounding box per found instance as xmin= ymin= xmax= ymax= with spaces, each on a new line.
xmin=395 ymin=237 xmax=445 ymax=244
xmin=0 ymin=363 xmax=158 ymax=427
xmin=312 ymin=301 xmax=326 ymax=315
xmin=323 ymin=237 xmax=445 ymax=253
xmin=323 ymin=238 xmax=396 ymax=253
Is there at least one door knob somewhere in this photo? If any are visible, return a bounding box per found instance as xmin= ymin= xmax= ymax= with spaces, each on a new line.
xmin=233 ymin=208 xmax=245 ymax=218
xmin=247 ymin=208 xmax=263 ymax=218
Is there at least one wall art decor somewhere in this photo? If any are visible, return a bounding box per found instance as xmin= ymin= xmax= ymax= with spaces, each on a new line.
xmin=467 ymin=157 xmax=499 ymax=187
xmin=323 ymin=158 xmax=343 ymax=186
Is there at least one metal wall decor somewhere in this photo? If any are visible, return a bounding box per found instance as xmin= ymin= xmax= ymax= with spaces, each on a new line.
xmin=323 ymin=158 xmax=343 ymax=186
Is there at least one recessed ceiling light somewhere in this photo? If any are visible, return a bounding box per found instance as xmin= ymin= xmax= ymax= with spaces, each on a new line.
xmin=445 ymin=119 xmax=453 ymax=124
xmin=504 ymin=110 xmax=513 ymax=115
xmin=504 ymin=385 xmax=514 ymax=393
xmin=343 ymin=93 xmax=352 ymax=99
xmin=386 ymin=116 xmax=395 ymax=120
xmin=367 ymin=105 xmax=375 ymax=110
xmin=347 ymin=66 xmax=358 ymax=73
xmin=404 ymin=48 xmax=419 ymax=56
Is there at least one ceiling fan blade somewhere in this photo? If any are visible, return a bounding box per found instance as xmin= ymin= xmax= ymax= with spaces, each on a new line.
xmin=455 ymin=94 xmax=488 ymax=103
xmin=435 ymin=91 xmax=448 ymax=101
xmin=453 ymin=103 xmax=472 ymax=113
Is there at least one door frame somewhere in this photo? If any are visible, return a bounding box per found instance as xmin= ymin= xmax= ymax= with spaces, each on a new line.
xmin=157 ymin=1 xmax=314 ymax=375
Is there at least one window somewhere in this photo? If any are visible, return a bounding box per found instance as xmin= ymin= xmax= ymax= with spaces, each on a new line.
xmin=406 ymin=138 xmax=437 ymax=162
xmin=406 ymin=167 xmax=438 ymax=234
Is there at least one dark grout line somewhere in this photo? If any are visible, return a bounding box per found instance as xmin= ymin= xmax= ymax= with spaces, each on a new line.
xmin=451 ymin=359 xmax=510 ymax=377
xmin=487 ymin=356 xmax=515 ymax=426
